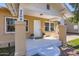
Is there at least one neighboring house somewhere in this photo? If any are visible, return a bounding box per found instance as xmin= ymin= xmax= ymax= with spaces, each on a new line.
xmin=65 ymin=20 xmax=79 ymax=34
xmin=0 ymin=3 xmax=71 ymax=55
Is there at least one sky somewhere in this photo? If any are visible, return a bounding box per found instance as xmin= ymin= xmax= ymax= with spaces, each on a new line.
xmin=0 ymin=3 xmax=74 ymax=12
xmin=0 ymin=3 xmax=7 ymax=8
xmin=66 ymin=3 xmax=74 ymax=11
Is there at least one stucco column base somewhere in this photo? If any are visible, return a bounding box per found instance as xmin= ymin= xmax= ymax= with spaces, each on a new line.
xmin=58 ymin=25 xmax=67 ymax=47
xmin=15 ymin=21 xmax=26 ymax=56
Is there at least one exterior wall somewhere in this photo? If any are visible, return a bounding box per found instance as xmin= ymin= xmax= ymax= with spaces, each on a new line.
xmin=0 ymin=8 xmax=15 ymax=42
xmin=0 ymin=8 xmax=59 ymax=48
xmin=0 ymin=8 xmax=15 ymax=47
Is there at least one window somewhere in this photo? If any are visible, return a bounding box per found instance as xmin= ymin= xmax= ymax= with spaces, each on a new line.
xmin=51 ymin=23 xmax=54 ymax=31
xmin=5 ymin=18 xmax=16 ymax=32
xmin=45 ymin=22 xmax=54 ymax=31
xmin=24 ymin=20 xmax=29 ymax=31
xmin=5 ymin=17 xmax=29 ymax=33
xmin=45 ymin=23 xmax=49 ymax=31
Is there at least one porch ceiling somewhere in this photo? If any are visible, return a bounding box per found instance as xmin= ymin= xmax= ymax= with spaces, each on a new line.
xmin=6 ymin=3 xmax=19 ymax=16
xmin=20 ymin=3 xmax=72 ymax=19
xmin=6 ymin=3 xmax=72 ymax=19
xmin=24 ymin=9 xmax=59 ymax=19
xmin=20 ymin=3 xmax=60 ymax=19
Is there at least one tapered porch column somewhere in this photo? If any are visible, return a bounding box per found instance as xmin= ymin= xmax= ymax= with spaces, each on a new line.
xmin=58 ymin=18 xmax=67 ymax=46
xmin=15 ymin=8 xmax=26 ymax=56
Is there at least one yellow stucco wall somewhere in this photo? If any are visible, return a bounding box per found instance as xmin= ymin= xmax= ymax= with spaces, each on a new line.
xmin=25 ymin=15 xmax=59 ymax=38
xmin=0 ymin=8 xmax=58 ymax=42
xmin=0 ymin=8 xmax=15 ymax=42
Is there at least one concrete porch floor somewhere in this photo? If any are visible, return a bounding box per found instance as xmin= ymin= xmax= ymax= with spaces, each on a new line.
xmin=26 ymin=39 xmax=61 ymax=56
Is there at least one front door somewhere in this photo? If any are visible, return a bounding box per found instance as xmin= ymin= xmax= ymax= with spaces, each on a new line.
xmin=34 ymin=20 xmax=42 ymax=37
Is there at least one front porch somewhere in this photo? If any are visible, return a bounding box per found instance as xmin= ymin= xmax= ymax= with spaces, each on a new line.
xmin=7 ymin=3 xmax=67 ymax=56
xmin=0 ymin=3 xmax=71 ymax=56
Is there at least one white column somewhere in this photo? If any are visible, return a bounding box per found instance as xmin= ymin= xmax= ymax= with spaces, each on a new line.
xmin=60 ymin=18 xmax=65 ymax=25
xmin=58 ymin=18 xmax=67 ymax=46
xmin=15 ymin=7 xmax=26 ymax=56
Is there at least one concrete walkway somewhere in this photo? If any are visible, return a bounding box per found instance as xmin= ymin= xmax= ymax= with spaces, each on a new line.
xmin=26 ymin=39 xmax=61 ymax=56
xmin=66 ymin=34 xmax=79 ymax=42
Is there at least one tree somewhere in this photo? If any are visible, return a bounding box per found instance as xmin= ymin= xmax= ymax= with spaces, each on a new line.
xmin=69 ymin=3 xmax=79 ymax=24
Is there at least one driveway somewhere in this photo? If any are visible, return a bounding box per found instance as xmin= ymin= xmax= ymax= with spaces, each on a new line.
xmin=66 ymin=34 xmax=79 ymax=42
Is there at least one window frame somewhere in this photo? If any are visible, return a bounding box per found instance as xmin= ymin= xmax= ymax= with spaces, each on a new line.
xmin=24 ymin=19 xmax=29 ymax=32
xmin=5 ymin=17 xmax=29 ymax=33
xmin=5 ymin=17 xmax=17 ymax=33
xmin=44 ymin=22 xmax=54 ymax=32
xmin=50 ymin=23 xmax=54 ymax=31
xmin=45 ymin=22 xmax=50 ymax=31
